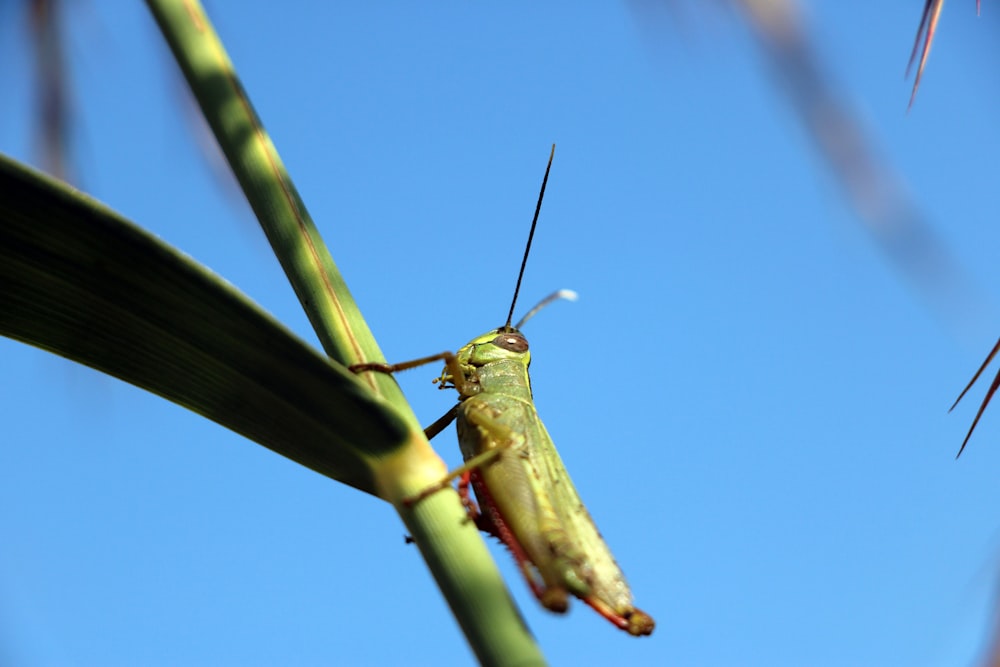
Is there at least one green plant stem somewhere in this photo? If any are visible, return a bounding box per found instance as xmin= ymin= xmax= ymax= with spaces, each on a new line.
xmin=142 ymin=1 xmax=546 ymax=663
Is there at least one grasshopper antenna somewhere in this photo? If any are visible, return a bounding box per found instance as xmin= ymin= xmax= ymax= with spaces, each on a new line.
xmin=504 ymin=144 xmax=556 ymax=332
xmin=515 ymin=289 xmax=578 ymax=330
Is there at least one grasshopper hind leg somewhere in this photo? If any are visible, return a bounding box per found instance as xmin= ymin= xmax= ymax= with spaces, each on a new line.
xmin=582 ymin=597 xmax=655 ymax=637
xmin=469 ymin=471 xmax=571 ymax=613
xmin=401 ymin=445 xmax=507 ymax=507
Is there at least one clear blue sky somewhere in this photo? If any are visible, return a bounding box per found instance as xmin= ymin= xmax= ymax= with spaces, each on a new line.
xmin=3 ymin=2 xmax=1000 ymax=665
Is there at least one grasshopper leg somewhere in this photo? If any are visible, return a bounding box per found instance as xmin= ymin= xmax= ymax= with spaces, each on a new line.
xmin=401 ymin=447 xmax=506 ymax=507
xmin=467 ymin=470 xmax=570 ymax=612
xmin=582 ymin=597 xmax=655 ymax=637
xmin=423 ymin=405 xmax=458 ymax=441
xmin=457 ymin=470 xmax=482 ymax=521
xmin=349 ymin=351 xmax=476 ymax=396
xmin=348 ymin=351 xmax=453 ymax=375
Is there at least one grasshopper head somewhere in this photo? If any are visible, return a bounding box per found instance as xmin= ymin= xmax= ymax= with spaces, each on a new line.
xmin=450 ymin=289 xmax=573 ymax=375
xmin=459 ymin=328 xmax=531 ymax=368
xmin=437 ymin=329 xmax=531 ymax=394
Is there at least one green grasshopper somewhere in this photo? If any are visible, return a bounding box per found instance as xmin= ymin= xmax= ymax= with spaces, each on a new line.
xmin=352 ymin=145 xmax=654 ymax=636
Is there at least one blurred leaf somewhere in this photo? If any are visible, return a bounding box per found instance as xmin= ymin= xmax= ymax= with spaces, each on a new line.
xmin=639 ymin=0 xmax=986 ymax=328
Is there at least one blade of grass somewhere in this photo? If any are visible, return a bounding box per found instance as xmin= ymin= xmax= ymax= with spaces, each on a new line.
xmin=906 ymin=0 xmax=944 ymax=109
xmin=0 ymin=153 xmax=405 ymax=495
xmin=145 ymin=0 xmax=385 ymax=380
xmin=146 ymin=1 xmax=546 ymax=661
xmin=951 ymin=337 xmax=1000 ymax=457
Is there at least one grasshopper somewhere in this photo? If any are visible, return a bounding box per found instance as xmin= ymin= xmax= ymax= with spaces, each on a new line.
xmin=352 ymin=145 xmax=654 ymax=636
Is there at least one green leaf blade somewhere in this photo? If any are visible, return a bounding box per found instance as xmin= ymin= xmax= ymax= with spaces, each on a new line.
xmin=0 ymin=154 xmax=408 ymax=495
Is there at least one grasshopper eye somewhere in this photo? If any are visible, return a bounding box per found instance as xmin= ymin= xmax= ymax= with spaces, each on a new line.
xmin=492 ymin=331 xmax=529 ymax=353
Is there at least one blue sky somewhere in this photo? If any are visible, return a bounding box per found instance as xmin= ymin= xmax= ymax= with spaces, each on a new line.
xmin=3 ymin=2 xmax=1000 ymax=665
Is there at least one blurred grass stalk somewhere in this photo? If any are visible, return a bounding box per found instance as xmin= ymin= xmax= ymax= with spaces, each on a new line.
xmin=733 ymin=0 xmax=984 ymax=333
xmin=1 ymin=0 xmax=547 ymax=663
xmin=27 ymin=0 xmax=72 ymax=181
